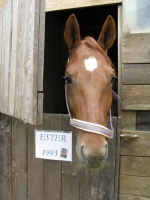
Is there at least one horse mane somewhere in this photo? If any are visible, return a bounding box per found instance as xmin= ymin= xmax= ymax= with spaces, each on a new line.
xmin=84 ymin=36 xmax=115 ymax=69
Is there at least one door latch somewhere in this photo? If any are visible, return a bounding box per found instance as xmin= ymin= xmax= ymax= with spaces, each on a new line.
xmin=120 ymin=133 xmax=139 ymax=141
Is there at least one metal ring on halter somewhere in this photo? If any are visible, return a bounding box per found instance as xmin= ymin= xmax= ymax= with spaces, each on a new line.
xmin=65 ymin=84 xmax=120 ymax=139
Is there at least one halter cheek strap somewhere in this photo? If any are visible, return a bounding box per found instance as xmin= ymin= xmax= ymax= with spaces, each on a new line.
xmin=65 ymin=84 xmax=120 ymax=139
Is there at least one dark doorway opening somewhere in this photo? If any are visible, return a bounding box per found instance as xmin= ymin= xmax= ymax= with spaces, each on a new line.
xmin=43 ymin=5 xmax=118 ymax=115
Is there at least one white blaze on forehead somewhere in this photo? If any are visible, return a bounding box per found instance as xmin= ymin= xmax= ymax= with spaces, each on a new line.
xmin=84 ymin=57 xmax=98 ymax=72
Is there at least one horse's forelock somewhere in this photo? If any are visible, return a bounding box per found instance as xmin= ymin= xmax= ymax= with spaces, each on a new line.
xmin=84 ymin=36 xmax=114 ymax=69
xmin=84 ymin=37 xmax=110 ymax=62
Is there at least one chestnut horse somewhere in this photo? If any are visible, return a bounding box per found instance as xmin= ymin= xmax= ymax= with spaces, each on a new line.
xmin=64 ymin=14 xmax=116 ymax=169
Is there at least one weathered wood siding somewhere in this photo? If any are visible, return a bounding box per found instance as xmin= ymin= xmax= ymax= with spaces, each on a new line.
xmin=122 ymin=64 xmax=150 ymax=85
xmin=0 ymin=113 xmax=119 ymax=200
xmin=120 ymin=130 xmax=150 ymax=199
xmin=0 ymin=0 xmax=45 ymax=125
xmin=0 ymin=114 xmax=11 ymax=200
xmin=122 ymin=33 xmax=150 ymax=64
xmin=120 ymin=1 xmax=150 ymax=199
xmin=122 ymin=85 xmax=150 ymax=110
xmin=46 ymin=0 xmax=122 ymax=11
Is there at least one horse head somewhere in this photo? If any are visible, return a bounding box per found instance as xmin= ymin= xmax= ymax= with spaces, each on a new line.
xmin=64 ymin=14 xmax=116 ymax=169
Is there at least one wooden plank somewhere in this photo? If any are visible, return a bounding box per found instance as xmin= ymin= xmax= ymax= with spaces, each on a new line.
xmin=37 ymin=0 xmax=45 ymax=122
xmin=38 ymin=0 xmax=45 ymax=91
xmin=122 ymin=33 xmax=150 ymax=63
xmin=1 ymin=2 xmax=5 ymax=113
xmin=19 ymin=0 xmax=41 ymax=124
xmin=2 ymin=0 xmax=12 ymax=114
xmin=11 ymin=118 xmax=28 ymax=200
xmin=114 ymin=116 xmax=121 ymax=200
xmin=12 ymin=1 xmax=22 ymax=119
xmin=0 ymin=2 xmax=5 ymax=113
xmin=46 ymin=0 xmax=122 ymax=11
xmin=43 ymin=114 xmax=62 ymax=200
xmin=19 ymin=0 xmax=31 ymax=123
xmin=119 ymin=194 xmax=150 ymax=200
xmin=8 ymin=0 xmax=18 ymax=116
xmin=120 ymin=156 xmax=150 ymax=177
xmin=120 ymin=175 xmax=150 ymax=198
xmin=62 ymin=115 xmax=80 ymax=200
xmin=0 ymin=113 xmax=11 ymax=200
xmin=98 ymin=117 xmax=117 ymax=200
xmin=20 ymin=0 xmax=39 ymax=124
xmin=37 ymin=93 xmax=43 ymax=124
xmin=121 ymin=130 xmax=150 ymax=156
xmin=27 ymin=122 xmax=44 ymax=200
xmin=122 ymin=64 xmax=150 ymax=85
xmin=13 ymin=0 xmax=25 ymax=120
xmin=122 ymin=85 xmax=150 ymax=110
xmin=32 ymin=0 xmax=40 ymax=123
xmin=0 ymin=2 xmax=3 ymax=110
xmin=80 ymin=169 xmax=99 ymax=200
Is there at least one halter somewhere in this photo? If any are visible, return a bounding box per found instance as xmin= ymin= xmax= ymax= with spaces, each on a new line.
xmin=65 ymin=84 xmax=120 ymax=139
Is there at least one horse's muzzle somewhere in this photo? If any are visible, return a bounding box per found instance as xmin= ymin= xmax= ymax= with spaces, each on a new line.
xmin=80 ymin=144 xmax=108 ymax=169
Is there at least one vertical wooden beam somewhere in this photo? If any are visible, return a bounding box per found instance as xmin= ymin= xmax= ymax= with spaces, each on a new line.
xmin=0 ymin=9 xmax=2 ymax=110
xmin=38 ymin=0 xmax=45 ymax=92
xmin=8 ymin=0 xmax=17 ymax=116
xmin=12 ymin=118 xmax=28 ymax=200
xmin=37 ymin=93 xmax=43 ymax=124
xmin=80 ymin=169 xmax=99 ymax=200
xmin=98 ymin=118 xmax=117 ymax=200
xmin=2 ymin=0 xmax=12 ymax=115
xmin=13 ymin=0 xmax=24 ymax=120
xmin=37 ymin=0 xmax=45 ymax=124
xmin=43 ymin=114 xmax=62 ymax=200
xmin=62 ymin=114 xmax=80 ymax=200
xmin=114 ymin=116 xmax=121 ymax=200
xmin=0 ymin=113 xmax=11 ymax=200
xmin=27 ymin=122 xmax=44 ymax=200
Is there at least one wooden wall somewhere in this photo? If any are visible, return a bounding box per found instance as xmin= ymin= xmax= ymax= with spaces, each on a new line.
xmin=0 ymin=113 xmax=119 ymax=200
xmin=120 ymin=64 xmax=150 ymax=200
xmin=0 ymin=0 xmax=45 ymax=124
xmin=119 ymin=2 xmax=150 ymax=198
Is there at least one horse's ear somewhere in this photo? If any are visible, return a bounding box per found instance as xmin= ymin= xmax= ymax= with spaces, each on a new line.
xmin=64 ymin=14 xmax=81 ymax=51
xmin=97 ymin=15 xmax=116 ymax=52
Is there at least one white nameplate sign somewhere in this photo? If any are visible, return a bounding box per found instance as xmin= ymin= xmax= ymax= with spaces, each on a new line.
xmin=35 ymin=130 xmax=72 ymax=161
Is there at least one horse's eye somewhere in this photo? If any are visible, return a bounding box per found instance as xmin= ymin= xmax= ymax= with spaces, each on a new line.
xmin=65 ymin=76 xmax=72 ymax=84
xmin=110 ymin=76 xmax=115 ymax=84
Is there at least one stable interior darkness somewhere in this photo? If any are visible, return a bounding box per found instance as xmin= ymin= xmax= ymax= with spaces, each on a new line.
xmin=43 ymin=5 xmax=118 ymax=115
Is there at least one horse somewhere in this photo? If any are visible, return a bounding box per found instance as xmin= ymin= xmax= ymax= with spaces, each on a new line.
xmin=64 ymin=14 xmax=116 ymax=169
